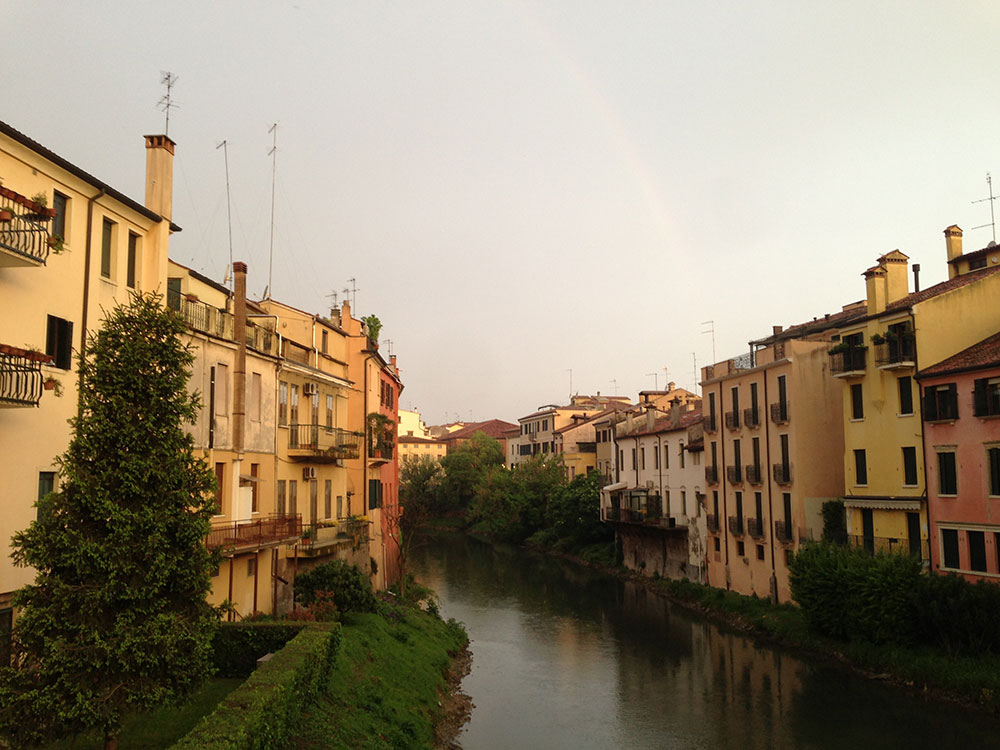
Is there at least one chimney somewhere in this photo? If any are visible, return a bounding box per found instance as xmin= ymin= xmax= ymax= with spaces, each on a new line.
xmin=864 ymin=264 xmax=887 ymax=315
xmin=233 ymin=261 xmax=248 ymax=454
xmin=671 ymin=403 xmax=682 ymax=428
xmin=144 ymin=134 xmax=175 ymax=221
xmin=646 ymin=408 xmax=655 ymax=431
xmin=880 ymin=250 xmax=909 ymax=303
xmin=772 ymin=325 xmax=783 ymax=335
xmin=944 ymin=225 xmax=963 ymax=279
xmin=913 ymin=263 xmax=921 ymax=293
xmin=667 ymin=381 xmax=676 ymax=392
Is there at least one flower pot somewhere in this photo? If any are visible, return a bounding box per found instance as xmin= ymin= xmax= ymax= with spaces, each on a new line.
xmin=43 ymin=379 xmax=56 ymax=391
xmin=0 ymin=210 xmax=12 ymax=222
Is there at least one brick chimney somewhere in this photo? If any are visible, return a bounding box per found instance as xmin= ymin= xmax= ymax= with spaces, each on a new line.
xmin=944 ymin=225 xmax=963 ymax=279
xmin=232 ymin=261 xmax=248 ymax=454
xmin=144 ymin=134 xmax=175 ymax=221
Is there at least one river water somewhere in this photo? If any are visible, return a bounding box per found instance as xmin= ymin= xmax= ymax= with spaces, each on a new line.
xmin=409 ymin=532 xmax=1000 ymax=750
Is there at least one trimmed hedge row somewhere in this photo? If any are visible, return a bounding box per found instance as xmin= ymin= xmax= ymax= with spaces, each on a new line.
xmin=211 ymin=622 xmax=307 ymax=678
xmin=790 ymin=543 xmax=1000 ymax=654
xmin=172 ymin=623 xmax=341 ymax=750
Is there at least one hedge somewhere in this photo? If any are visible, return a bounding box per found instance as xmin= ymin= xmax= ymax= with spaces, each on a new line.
xmin=211 ymin=622 xmax=308 ymax=678
xmin=172 ymin=623 xmax=341 ymax=750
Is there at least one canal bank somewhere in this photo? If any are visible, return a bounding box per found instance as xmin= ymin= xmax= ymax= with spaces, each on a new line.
xmin=413 ymin=530 xmax=1000 ymax=748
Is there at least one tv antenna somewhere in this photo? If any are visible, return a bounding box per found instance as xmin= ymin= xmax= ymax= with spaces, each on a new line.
xmin=267 ymin=122 xmax=278 ymax=299
xmin=701 ymin=320 xmax=716 ymax=365
xmin=609 ymin=378 xmax=618 ymax=396
xmin=646 ymin=372 xmax=659 ymax=391
xmin=692 ymin=353 xmax=699 ymax=394
xmin=565 ymin=368 xmax=573 ymax=400
xmin=157 ymin=72 xmax=179 ymax=136
xmin=971 ymin=172 xmax=997 ymax=243
xmin=346 ymin=278 xmax=358 ymax=309
xmin=216 ymin=140 xmax=234 ymax=292
xmin=384 ymin=339 xmax=393 ymax=355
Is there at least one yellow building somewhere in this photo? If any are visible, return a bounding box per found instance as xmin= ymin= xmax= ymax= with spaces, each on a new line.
xmin=510 ymin=394 xmax=631 ymax=466
xmin=398 ymin=435 xmax=447 ymax=462
xmin=833 ymin=232 xmax=1000 ymax=556
xmin=0 ymin=122 xmax=176 ymax=636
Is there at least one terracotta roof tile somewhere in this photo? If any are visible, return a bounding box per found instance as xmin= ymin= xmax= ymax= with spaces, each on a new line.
xmin=443 ymin=419 xmax=518 ymax=440
xmin=917 ymin=330 xmax=1000 ymax=378
xmin=884 ymin=264 xmax=1000 ymax=312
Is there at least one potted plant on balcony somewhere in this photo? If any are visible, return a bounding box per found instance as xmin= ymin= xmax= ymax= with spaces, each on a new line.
xmin=0 ymin=208 xmax=13 ymax=222
xmin=47 ymin=234 xmax=66 ymax=255
xmin=43 ymin=377 xmax=63 ymax=397
xmin=361 ymin=314 xmax=382 ymax=347
xmin=870 ymin=332 xmax=886 ymax=345
xmin=827 ymin=341 xmax=850 ymax=355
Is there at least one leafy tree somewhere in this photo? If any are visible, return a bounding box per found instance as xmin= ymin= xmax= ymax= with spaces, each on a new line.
xmin=0 ymin=293 xmax=218 ymax=750
xmin=546 ymin=470 xmax=612 ymax=546
xmin=439 ymin=431 xmax=505 ymax=509
xmin=469 ymin=455 xmax=565 ymax=542
xmin=295 ymin=560 xmax=376 ymax=613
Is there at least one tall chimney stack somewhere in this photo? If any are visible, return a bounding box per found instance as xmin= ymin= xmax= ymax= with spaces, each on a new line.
xmin=233 ymin=262 xmax=248 ymax=455
xmin=944 ymin=225 xmax=963 ymax=279
xmin=913 ymin=263 xmax=921 ymax=293
xmin=144 ymin=134 xmax=175 ymax=221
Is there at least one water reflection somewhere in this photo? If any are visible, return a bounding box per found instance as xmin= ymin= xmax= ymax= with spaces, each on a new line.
xmin=411 ymin=532 xmax=1000 ymax=749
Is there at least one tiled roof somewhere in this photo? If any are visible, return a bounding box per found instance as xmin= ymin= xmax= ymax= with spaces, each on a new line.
xmin=622 ymin=410 xmax=702 ymax=437
xmin=443 ymin=419 xmax=518 ymax=440
xmin=884 ymin=264 xmax=1000 ymax=313
xmin=398 ymin=435 xmax=444 ymax=444
xmin=916 ymin=330 xmax=1000 ymax=378
xmin=554 ymin=404 xmax=634 ymax=434
xmin=752 ymin=304 xmax=868 ymax=345
xmin=947 ymin=244 xmax=999 ymax=266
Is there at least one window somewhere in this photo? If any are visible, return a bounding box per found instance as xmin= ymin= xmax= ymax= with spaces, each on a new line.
xmin=756 ymin=544 xmax=765 ymax=561
xmin=924 ymin=383 xmax=958 ymax=421
xmin=100 ymin=217 xmax=114 ymax=279
xmin=737 ymin=540 xmax=745 ymax=557
xmin=968 ymin=531 xmax=987 ymax=572
xmin=664 ymin=445 xmax=669 ymax=470
xmin=640 ymin=446 xmax=645 ymax=470
xmin=679 ymin=441 xmax=685 ymax=469
xmin=250 ymin=463 xmax=259 ymax=513
xmin=250 ymin=373 xmax=262 ymax=423
xmin=0 ymin=609 xmax=12 ymax=668
xmin=336 ymin=495 xmax=344 ymax=519
xmin=288 ymin=480 xmax=298 ymax=515
xmin=167 ymin=277 xmax=181 ymax=310
xmin=631 ymin=448 xmax=636 ymax=470
xmin=989 ymin=447 xmax=1000 ymax=496
xmin=369 ymin=479 xmax=383 ymax=510
xmin=751 ymin=437 xmax=761 ymax=473
xmin=783 ymin=492 xmax=792 ymax=531
xmin=277 ymin=480 xmax=286 ymax=516
xmin=248 ymin=557 xmax=257 ymax=577
xmin=735 ymin=491 xmax=744 ymax=523
xmin=712 ymin=491 xmax=719 ymax=521
xmin=52 ymin=191 xmax=68 ymax=241
xmin=214 ymin=463 xmax=225 ymax=514
xmin=680 ymin=490 xmax=686 ymax=513
xmin=850 ymin=383 xmax=864 ymax=420
xmin=45 ymin=315 xmax=73 ymax=370
xmin=974 ymin=378 xmax=1000 ymax=417
xmin=654 ymin=445 xmax=659 ymax=470
xmin=754 ymin=492 xmax=763 ymax=524
xmin=731 ymin=386 xmax=740 ymax=415
xmin=714 ymin=537 xmax=721 ymax=552
xmin=898 ymin=376 xmax=913 ymax=415
xmin=750 ymin=382 xmax=759 ymax=421
xmin=38 ymin=471 xmax=55 ymax=500
xmin=708 ymin=392 xmax=717 ymax=427
xmin=854 ymin=449 xmax=867 ymax=486
xmin=902 ymin=447 xmax=918 ymax=486
xmin=215 ymin=363 xmax=229 ymax=416
xmin=290 ymin=384 xmax=299 ymax=425
xmin=732 ymin=439 xmax=742 ymax=481
xmin=279 ymin=382 xmax=288 ymax=425
xmin=126 ymin=232 xmax=139 ymax=288
xmin=326 ymin=394 xmax=334 ymax=429
xmin=937 ymin=450 xmax=957 ymax=495
xmin=311 ymin=391 xmax=320 ymax=426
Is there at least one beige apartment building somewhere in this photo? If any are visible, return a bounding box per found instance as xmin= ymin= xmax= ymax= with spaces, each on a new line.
xmin=0 ymin=122 xmax=177 ymax=634
xmin=510 ymin=394 xmax=630 ymax=466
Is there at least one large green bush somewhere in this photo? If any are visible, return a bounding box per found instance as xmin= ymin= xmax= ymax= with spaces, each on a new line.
xmin=914 ymin=573 xmax=1000 ymax=655
xmin=295 ymin=560 xmax=376 ymax=613
xmin=211 ymin=623 xmax=306 ymax=678
xmin=173 ymin=623 xmax=341 ymax=750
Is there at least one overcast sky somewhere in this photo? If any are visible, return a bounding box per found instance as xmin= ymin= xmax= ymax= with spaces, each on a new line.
xmin=4 ymin=1 xmax=1000 ymax=425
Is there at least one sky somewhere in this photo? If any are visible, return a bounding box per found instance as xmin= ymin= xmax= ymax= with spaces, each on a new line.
xmin=4 ymin=1 xmax=1000 ymax=426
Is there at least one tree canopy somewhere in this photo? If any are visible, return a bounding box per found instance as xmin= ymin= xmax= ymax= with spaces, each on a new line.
xmin=0 ymin=293 xmax=219 ymax=750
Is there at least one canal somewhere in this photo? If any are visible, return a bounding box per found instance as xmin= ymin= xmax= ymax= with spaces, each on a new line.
xmin=410 ymin=532 xmax=1000 ymax=750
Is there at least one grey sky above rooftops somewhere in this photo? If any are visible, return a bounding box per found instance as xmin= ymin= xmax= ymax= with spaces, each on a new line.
xmin=4 ymin=1 xmax=1000 ymax=424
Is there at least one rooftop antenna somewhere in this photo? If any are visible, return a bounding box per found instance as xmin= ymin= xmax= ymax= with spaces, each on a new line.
xmin=663 ymin=366 xmax=670 ymax=388
xmin=384 ymin=339 xmax=393 ymax=355
xmin=157 ymin=72 xmax=179 ymax=136
xmin=971 ymin=172 xmax=997 ymax=243
xmin=609 ymin=378 xmax=618 ymax=396
xmin=646 ymin=372 xmax=659 ymax=391
xmin=346 ymin=278 xmax=358 ymax=310
xmin=216 ymin=139 xmax=234 ymax=292
xmin=692 ymin=353 xmax=699 ymax=394
xmin=565 ymin=368 xmax=573 ymax=401
xmin=266 ymin=122 xmax=278 ymax=299
xmin=701 ymin=320 xmax=716 ymax=365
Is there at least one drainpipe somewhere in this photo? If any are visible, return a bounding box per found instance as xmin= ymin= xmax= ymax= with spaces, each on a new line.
xmin=79 ymin=188 xmax=106 ymax=397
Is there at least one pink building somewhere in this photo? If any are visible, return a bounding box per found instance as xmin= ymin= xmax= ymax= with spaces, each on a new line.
xmin=918 ymin=331 xmax=1000 ymax=581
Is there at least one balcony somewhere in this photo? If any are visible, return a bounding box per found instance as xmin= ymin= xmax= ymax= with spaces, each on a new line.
xmin=747 ymin=517 xmax=765 ymax=539
xmin=367 ymin=442 xmax=394 ymax=466
xmin=724 ymin=410 xmax=740 ymax=430
xmin=830 ymin=346 xmax=867 ymax=377
xmin=773 ymin=463 xmax=791 ymax=485
xmin=704 ymin=414 xmax=717 ymax=433
xmin=726 ymin=465 xmax=743 ymax=484
xmin=0 ymin=188 xmax=55 ymax=267
xmin=874 ymin=335 xmax=915 ymax=370
xmin=848 ymin=534 xmax=928 ymax=560
xmin=706 ymin=513 xmax=720 ymax=533
xmin=705 ymin=466 xmax=719 ymax=485
xmin=743 ymin=407 xmax=760 ymax=429
xmin=770 ymin=401 xmax=789 ymax=424
xmin=745 ymin=464 xmax=762 ymax=485
xmin=728 ymin=516 xmax=744 ymax=536
xmin=0 ymin=348 xmax=47 ymax=407
xmin=299 ymin=518 xmax=369 ymax=555
xmin=168 ymin=289 xmax=233 ymax=339
xmin=207 ymin=514 xmax=302 ymax=553
xmin=774 ymin=520 xmax=794 ymax=543
xmin=288 ymin=424 xmax=363 ymax=462
xmin=245 ymin=321 xmax=278 ymax=357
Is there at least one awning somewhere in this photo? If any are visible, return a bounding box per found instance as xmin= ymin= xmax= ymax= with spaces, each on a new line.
xmin=239 ymin=474 xmax=264 ymax=486
xmin=602 ymin=481 xmax=628 ymax=493
xmin=842 ymin=497 xmax=922 ymax=511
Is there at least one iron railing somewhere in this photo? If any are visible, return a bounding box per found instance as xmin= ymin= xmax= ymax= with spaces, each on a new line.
xmin=728 ymin=516 xmax=744 ymax=536
xmin=726 ymin=465 xmax=742 ymax=484
xmin=299 ymin=518 xmax=368 ymax=550
xmin=705 ymin=466 xmax=719 ymax=485
xmin=704 ymin=414 xmax=717 ymax=433
xmin=0 ymin=351 xmax=44 ymax=407
xmin=773 ymin=463 xmax=791 ymax=485
xmin=874 ymin=335 xmax=915 ymax=368
xmin=743 ymin=407 xmax=760 ymax=429
xmin=0 ymin=188 xmax=52 ymax=265
xmin=747 ymin=517 xmax=765 ymax=539
xmin=770 ymin=401 xmax=789 ymax=424
xmin=207 ymin=514 xmax=302 ymax=552
xmin=288 ymin=424 xmax=363 ymax=459
xmin=706 ymin=513 xmax=719 ymax=533
xmin=724 ymin=410 xmax=740 ymax=430
xmin=830 ymin=347 xmax=867 ymax=375
xmin=848 ymin=534 xmax=929 ymax=560
xmin=745 ymin=464 xmax=762 ymax=485
xmin=774 ymin=520 xmax=794 ymax=543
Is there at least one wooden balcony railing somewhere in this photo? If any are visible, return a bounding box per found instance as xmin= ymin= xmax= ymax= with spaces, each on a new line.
xmin=706 ymin=513 xmax=720 ymax=533
xmin=724 ymin=410 xmax=740 ymax=430
xmin=726 ymin=465 xmax=742 ymax=484
xmin=705 ymin=466 xmax=719 ymax=485
xmin=704 ymin=414 xmax=717 ymax=433
xmin=207 ymin=514 xmax=302 ymax=552
xmin=747 ymin=517 xmax=765 ymax=539
xmin=770 ymin=401 xmax=789 ymax=424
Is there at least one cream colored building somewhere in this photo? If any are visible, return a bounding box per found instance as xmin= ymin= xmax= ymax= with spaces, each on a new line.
xmin=0 ymin=122 xmax=176 ymax=635
xmin=398 ymin=408 xmax=430 ymax=439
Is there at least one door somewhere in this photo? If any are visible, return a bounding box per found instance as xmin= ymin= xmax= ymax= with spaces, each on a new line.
xmin=862 ymin=509 xmax=874 ymax=554
xmin=906 ymin=512 xmax=921 ymax=558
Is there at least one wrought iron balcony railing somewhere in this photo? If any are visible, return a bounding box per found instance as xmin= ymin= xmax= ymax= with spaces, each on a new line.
xmin=773 ymin=463 xmax=791 ymax=485
xmin=289 ymin=424 xmax=364 ymax=460
xmin=724 ymin=410 xmax=740 ymax=430
xmin=726 ymin=465 xmax=743 ymax=484
xmin=747 ymin=517 xmax=765 ymax=539
xmin=848 ymin=534 xmax=928 ymax=561
xmin=774 ymin=520 xmax=794 ymax=543
xmin=705 ymin=466 xmax=719 ymax=485
xmin=770 ymin=401 xmax=789 ymax=424
xmin=704 ymin=414 xmax=717 ymax=433
xmin=745 ymin=464 xmax=762 ymax=485
xmin=0 ymin=349 xmax=45 ymax=407
xmin=728 ymin=516 xmax=744 ymax=536
xmin=207 ymin=514 xmax=302 ymax=552
xmin=830 ymin=346 xmax=867 ymax=376
xmin=743 ymin=407 xmax=760 ymax=429
xmin=874 ymin=335 xmax=916 ymax=369
xmin=299 ymin=518 xmax=369 ymax=552
xmin=0 ymin=188 xmax=54 ymax=266
xmin=706 ymin=513 xmax=719 ymax=533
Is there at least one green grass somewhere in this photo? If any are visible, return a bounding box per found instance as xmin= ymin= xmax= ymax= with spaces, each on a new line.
xmin=43 ymin=678 xmax=244 ymax=750
xmin=296 ymin=607 xmax=468 ymax=749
